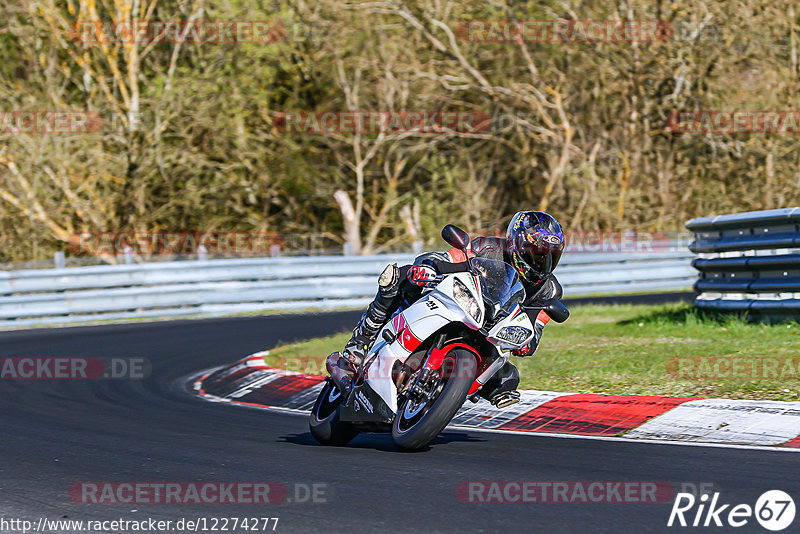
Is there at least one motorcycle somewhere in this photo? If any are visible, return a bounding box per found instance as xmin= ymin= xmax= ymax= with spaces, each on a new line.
xmin=309 ymin=225 xmax=569 ymax=450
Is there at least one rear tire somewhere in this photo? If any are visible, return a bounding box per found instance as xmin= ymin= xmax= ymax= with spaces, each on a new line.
xmin=309 ymin=380 xmax=358 ymax=446
xmin=392 ymin=349 xmax=477 ymax=450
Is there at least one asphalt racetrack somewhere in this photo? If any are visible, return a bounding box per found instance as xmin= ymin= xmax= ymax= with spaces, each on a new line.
xmin=1 ymin=309 xmax=798 ymax=534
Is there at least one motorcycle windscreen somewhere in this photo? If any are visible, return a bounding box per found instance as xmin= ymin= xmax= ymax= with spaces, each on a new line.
xmin=470 ymin=258 xmax=525 ymax=320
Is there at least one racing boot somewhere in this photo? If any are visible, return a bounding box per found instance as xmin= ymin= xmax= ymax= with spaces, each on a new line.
xmin=480 ymin=362 xmax=522 ymax=409
xmin=490 ymin=390 xmax=521 ymax=409
xmin=341 ymin=263 xmax=401 ymax=368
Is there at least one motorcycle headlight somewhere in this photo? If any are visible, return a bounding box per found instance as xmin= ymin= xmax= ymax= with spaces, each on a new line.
xmin=496 ymin=326 xmax=532 ymax=345
xmin=453 ymin=278 xmax=482 ymax=323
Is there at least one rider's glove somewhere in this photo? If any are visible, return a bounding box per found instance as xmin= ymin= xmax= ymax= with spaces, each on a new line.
xmin=512 ymin=311 xmax=549 ymax=357
xmin=407 ymin=264 xmax=438 ymax=287
xmin=512 ymin=343 xmax=535 ymax=357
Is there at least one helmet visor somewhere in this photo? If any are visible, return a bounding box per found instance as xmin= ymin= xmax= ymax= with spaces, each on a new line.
xmin=514 ymin=235 xmax=563 ymax=282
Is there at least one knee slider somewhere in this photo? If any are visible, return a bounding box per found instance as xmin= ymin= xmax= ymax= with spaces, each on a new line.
xmin=377 ymin=263 xmax=400 ymax=292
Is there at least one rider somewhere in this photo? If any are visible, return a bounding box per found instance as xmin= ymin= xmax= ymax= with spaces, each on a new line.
xmin=337 ymin=211 xmax=565 ymax=408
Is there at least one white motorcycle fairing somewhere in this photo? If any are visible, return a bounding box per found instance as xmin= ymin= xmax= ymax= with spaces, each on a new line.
xmin=358 ymin=268 xmax=535 ymax=414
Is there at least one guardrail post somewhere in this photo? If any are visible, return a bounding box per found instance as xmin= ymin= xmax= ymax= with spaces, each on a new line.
xmin=53 ymin=251 xmax=66 ymax=269
xmin=124 ymin=246 xmax=135 ymax=265
xmin=197 ymin=245 xmax=208 ymax=261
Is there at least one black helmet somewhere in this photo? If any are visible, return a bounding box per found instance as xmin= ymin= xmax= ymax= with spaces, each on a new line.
xmin=505 ymin=211 xmax=564 ymax=283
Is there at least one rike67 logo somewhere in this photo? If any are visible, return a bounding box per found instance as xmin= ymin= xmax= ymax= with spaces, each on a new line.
xmin=668 ymin=490 xmax=796 ymax=531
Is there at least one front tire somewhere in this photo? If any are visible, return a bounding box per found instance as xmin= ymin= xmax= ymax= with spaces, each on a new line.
xmin=392 ymin=349 xmax=477 ymax=450
xmin=309 ymin=380 xmax=358 ymax=446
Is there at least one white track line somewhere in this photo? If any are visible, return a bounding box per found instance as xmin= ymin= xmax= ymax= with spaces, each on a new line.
xmin=186 ymin=369 xmax=800 ymax=454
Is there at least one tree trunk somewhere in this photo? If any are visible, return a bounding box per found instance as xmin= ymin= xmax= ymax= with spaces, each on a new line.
xmin=334 ymin=190 xmax=362 ymax=255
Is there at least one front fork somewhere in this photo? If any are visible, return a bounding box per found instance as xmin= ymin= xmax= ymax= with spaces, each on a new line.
xmin=410 ymin=335 xmax=504 ymax=400
xmin=400 ymin=333 xmax=448 ymax=402
xmin=469 ymin=351 xmax=509 ymax=396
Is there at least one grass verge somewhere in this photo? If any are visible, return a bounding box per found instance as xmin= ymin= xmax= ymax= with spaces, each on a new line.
xmin=264 ymin=303 xmax=800 ymax=401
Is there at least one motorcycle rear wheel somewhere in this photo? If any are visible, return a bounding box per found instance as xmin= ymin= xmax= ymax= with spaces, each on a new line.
xmin=391 ymin=349 xmax=477 ymax=451
xmin=309 ymin=380 xmax=359 ymax=446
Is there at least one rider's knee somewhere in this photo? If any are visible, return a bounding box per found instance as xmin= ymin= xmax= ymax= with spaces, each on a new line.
xmin=503 ymin=362 xmax=520 ymax=388
xmin=377 ymin=263 xmax=402 ymax=293
xmin=378 ymin=263 xmax=411 ymax=296
xmin=479 ymin=361 xmax=520 ymax=400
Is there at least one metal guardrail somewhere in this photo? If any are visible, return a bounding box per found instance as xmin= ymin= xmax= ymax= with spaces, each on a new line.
xmin=687 ymin=207 xmax=800 ymax=316
xmin=0 ymin=251 xmax=696 ymax=327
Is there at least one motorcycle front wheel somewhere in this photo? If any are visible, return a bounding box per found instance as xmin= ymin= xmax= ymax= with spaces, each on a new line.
xmin=391 ymin=349 xmax=477 ymax=451
xmin=309 ymin=380 xmax=359 ymax=446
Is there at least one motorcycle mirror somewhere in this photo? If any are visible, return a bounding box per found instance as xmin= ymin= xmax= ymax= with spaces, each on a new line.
xmin=441 ymin=224 xmax=470 ymax=251
xmin=542 ymin=298 xmax=570 ymax=323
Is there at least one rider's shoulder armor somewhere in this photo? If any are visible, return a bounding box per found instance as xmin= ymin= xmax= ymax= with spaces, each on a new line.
xmin=413 ymin=250 xmax=452 ymax=267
